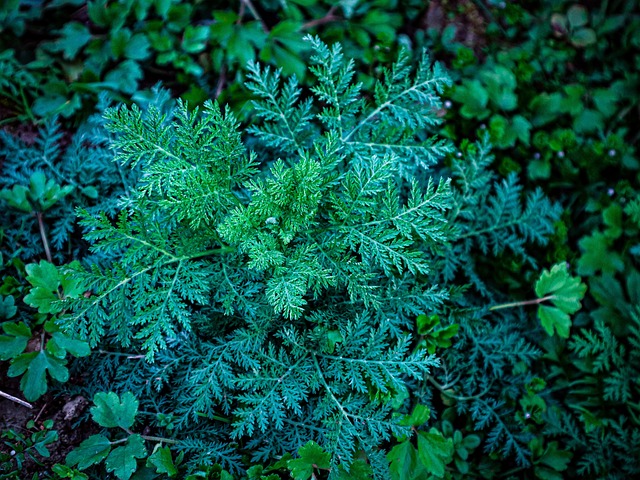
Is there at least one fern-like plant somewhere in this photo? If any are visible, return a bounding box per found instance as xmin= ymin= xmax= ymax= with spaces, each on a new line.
xmin=56 ymin=37 xmax=454 ymax=477
xmin=55 ymin=37 xmax=563 ymax=477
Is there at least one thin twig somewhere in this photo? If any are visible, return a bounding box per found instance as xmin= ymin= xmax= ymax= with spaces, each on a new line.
xmin=0 ymin=390 xmax=33 ymax=409
xmin=36 ymin=211 xmax=53 ymax=263
xmin=214 ymin=65 xmax=227 ymax=99
xmin=427 ymin=375 xmax=492 ymax=402
xmin=240 ymin=0 xmax=268 ymax=32
xmin=302 ymin=7 xmax=339 ymax=30
xmin=34 ymin=401 xmax=49 ymax=423
xmin=489 ymin=295 xmax=554 ymax=311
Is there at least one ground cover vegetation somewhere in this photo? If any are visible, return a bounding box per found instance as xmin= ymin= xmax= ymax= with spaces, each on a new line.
xmin=0 ymin=0 xmax=638 ymax=479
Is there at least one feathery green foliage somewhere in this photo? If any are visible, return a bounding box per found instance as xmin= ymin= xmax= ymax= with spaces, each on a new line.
xmin=57 ymin=37 xmax=455 ymax=477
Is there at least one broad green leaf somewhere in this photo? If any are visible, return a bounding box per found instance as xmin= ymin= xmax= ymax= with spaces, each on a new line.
xmin=538 ymin=304 xmax=571 ymax=338
xmin=462 ymin=434 xmax=481 ymax=450
xmin=603 ymin=203 xmax=623 ymax=239
xmin=451 ymin=79 xmax=489 ymax=119
xmin=104 ymin=60 xmax=143 ymax=94
xmin=51 ymin=463 xmax=90 ymax=480
xmin=481 ymin=65 xmax=518 ymax=111
xmin=182 ymin=25 xmax=209 ymax=53
xmin=529 ymin=92 xmax=563 ymax=126
xmin=535 ymin=263 xmax=586 ymax=338
xmin=577 ymin=232 xmax=624 ymax=275
xmin=288 ymin=441 xmax=330 ymax=480
xmin=0 ymin=321 xmax=31 ymax=360
xmin=110 ymin=28 xmax=130 ymax=58
xmin=24 ymin=260 xmax=61 ymax=314
xmin=54 ymin=22 xmax=92 ymax=59
xmin=105 ymin=434 xmax=147 ymax=480
xmin=32 ymin=94 xmax=74 ymax=118
xmin=416 ymin=428 xmax=454 ymax=478
xmin=155 ymin=0 xmax=172 ymax=18
xmin=125 ymin=34 xmax=151 ymax=60
xmin=8 ymin=350 xmax=69 ymax=401
xmin=66 ymin=434 xmax=112 ymax=470
xmin=573 ymin=108 xmax=603 ymax=133
xmin=592 ymin=88 xmax=619 ymax=117
xmin=0 ymin=185 xmax=31 ymax=212
xmin=538 ymin=441 xmax=572 ymax=471
xmin=334 ymin=459 xmax=373 ymax=479
xmin=388 ymin=439 xmax=420 ymax=480
xmin=80 ymin=186 xmax=99 ymax=199
xmin=398 ymin=404 xmax=431 ymax=427
xmin=47 ymin=332 xmax=91 ymax=358
xmin=0 ymin=295 xmax=17 ymax=319
xmin=416 ymin=314 xmax=439 ymax=334
xmin=147 ymin=446 xmax=177 ymax=477
xmin=567 ymin=5 xmax=589 ymax=28
xmin=535 ymin=263 xmax=586 ymax=314
xmin=91 ymin=391 xmax=139 ymax=429
xmin=26 ymin=260 xmax=59 ymax=291
xmin=571 ymin=28 xmax=597 ymax=47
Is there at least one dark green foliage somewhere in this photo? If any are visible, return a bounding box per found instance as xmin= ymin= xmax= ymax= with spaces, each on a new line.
xmin=1 ymin=1 xmax=638 ymax=477
xmin=1 ymin=419 xmax=59 ymax=479
xmin=441 ymin=139 xmax=561 ymax=294
xmin=42 ymin=34 xmax=563 ymax=478
xmin=0 ymin=99 xmax=137 ymax=263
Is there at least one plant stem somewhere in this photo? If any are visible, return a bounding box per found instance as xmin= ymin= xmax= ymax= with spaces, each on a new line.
xmin=489 ymin=295 xmax=554 ymax=311
xmin=427 ymin=375 xmax=492 ymax=401
xmin=97 ymin=350 xmax=145 ymax=359
xmin=0 ymin=389 xmax=33 ymax=409
xmin=140 ymin=434 xmax=178 ymax=444
xmin=36 ymin=211 xmax=53 ymax=263
xmin=241 ymin=0 xmax=268 ymax=32
xmin=302 ymin=7 xmax=339 ymax=30
xmin=122 ymin=427 xmax=178 ymax=444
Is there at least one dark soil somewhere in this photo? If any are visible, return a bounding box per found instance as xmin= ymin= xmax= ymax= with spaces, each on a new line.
xmin=1 ymin=369 xmax=96 ymax=474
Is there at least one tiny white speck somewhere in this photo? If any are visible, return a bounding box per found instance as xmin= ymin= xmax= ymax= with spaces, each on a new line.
xmin=557 ymin=151 xmax=565 ymax=158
